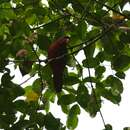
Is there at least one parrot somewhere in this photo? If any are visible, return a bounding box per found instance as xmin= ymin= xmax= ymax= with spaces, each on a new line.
xmin=48 ymin=36 xmax=70 ymax=92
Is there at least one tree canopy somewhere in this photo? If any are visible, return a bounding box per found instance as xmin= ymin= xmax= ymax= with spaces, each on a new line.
xmin=0 ymin=0 xmax=130 ymax=130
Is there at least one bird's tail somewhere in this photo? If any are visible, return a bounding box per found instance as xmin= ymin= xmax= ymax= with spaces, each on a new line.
xmin=53 ymin=72 xmax=63 ymax=92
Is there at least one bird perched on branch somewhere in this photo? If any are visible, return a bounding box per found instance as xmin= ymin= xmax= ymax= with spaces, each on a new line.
xmin=48 ymin=36 xmax=70 ymax=92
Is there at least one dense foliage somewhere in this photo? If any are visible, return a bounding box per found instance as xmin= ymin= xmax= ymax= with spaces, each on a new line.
xmin=0 ymin=0 xmax=130 ymax=130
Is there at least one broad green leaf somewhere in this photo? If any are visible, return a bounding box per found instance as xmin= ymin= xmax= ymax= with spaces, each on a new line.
xmin=64 ymin=73 xmax=80 ymax=85
xmin=69 ymin=104 xmax=80 ymax=115
xmin=76 ymin=21 xmax=87 ymax=40
xmin=58 ymin=94 xmax=76 ymax=105
xmin=83 ymin=76 xmax=98 ymax=83
xmin=124 ymin=127 xmax=130 ymax=130
xmin=0 ymin=0 xmax=10 ymax=4
xmin=112 ymin=55 xmax=130 ymax=71
xmin=37 ymin=35 xmax=51 ymax=51
xmin=103 ymin=124 xmax=113 ymax=130
xmin=61 ymin=104 xmax=70 ymax=114
xmin=44 ymin=21 xmax=59 ymax=32
xmin=84 ymin=43 xmax=95 ymax=58
xmin=67 ymin=105 xmax=79 ymax=129
xmin=19 ymin=60 xmax=33 ymax=76
xmin=30 ymin=112 xmax=45 ymax=127
xmin=32 ymin=78 xmax=42 ymax=94
xmin=45 ymin=113 xmax=63 ymax=130
xmin=115 ymin=71 xmax=125 ymax=79
xmin=1 ymin=73 xmax=12 ymax=87
xmin=14 ymin=100 xmax=28 ymax=113
xmin=101 ymin=32 xmax=119 ymax=55
xmin=43 ymin=89 xmax=55 ymax=102
xmin=44 ymin=101 xmax=50 ymax=113
xmin=0 ymin=113 xmax=16 ymax=127
xmin=10 ymin=84 xmax=25 ymax=98
xmin=0 ymin=25 xmax=9 ymax=36
xmin=71 ymin=0 xmax=84 ymax=13
xmin=101 ymin=89 xmax=121 ymax=104
xmin=86 ymin=94 xmax=101 ymax=117
xmin=25 ymin=14 xmax=37 ymax=25
xmin=95 ymin=65 xmax=106 ymax=78
xmin=82 ymin=57 xmax=99 ymax=68
xmin=76 ymin=85 xmax=89 ymax=108
xmin=9 ymin=120 xmax=31 ymax=129
xmin=67 ymin=115 xmax=78 ymax=130
xmin=0 ymin=7 xmax=16 ymax=20
xmin=105 ymin=75 xmax=123 ymax=95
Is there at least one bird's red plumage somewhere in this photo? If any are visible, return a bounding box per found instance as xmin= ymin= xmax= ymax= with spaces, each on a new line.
xmin=48 ymin=36 xmax=70 ymax=92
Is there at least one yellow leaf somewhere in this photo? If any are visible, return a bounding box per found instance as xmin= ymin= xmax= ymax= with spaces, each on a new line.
xmin=25 ymin=90 xmax=39 ymax=102
xmin=112 ymin=15 xmax=125 ymax=20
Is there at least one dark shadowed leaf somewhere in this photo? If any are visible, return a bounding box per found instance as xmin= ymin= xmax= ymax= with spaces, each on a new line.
xmin=58 ymin=94 xmax=76 ymax=105
xmin=45 ymin=113 xmax=64 ymax=130
xmin=76 ymin=85 xmax=89 ymax=108
xmin=112 ymin=55 xmax=130 ymax=71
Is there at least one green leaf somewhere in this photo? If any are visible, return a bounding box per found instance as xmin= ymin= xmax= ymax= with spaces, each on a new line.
xmin=69 ymin=104 xmax=80 ymax=115
xmin=60 ymin=104 xmax=70 ymax=114
xmin=32 ymin=78 xmax=42 ymax=94
xmin=45 ymin=113 xmax=63 ymax=130
xmin=19 ymin=60 xmax=33 ymax=76
xmin=64 ymin=73 xmax=80 ymax=85
xmin=95 ymin=65 xmax=106 ymax=78
xmin=25 ymin=14 xmax=37 ymax=25
xmin=123 ymin=127 xmax=130 ymax=130
xmin=84 ymin=43 xmax=95 ymax=58
xmin=1 ymin=73 xmax=12 ymax=87
xmin=0 ymin=6 xmax=16 ymax=20
xmin=105 ymin=75 xmax=123 ymax=95
xmin=115 ymin=71 xmax=125 ymax=79
xmin=14 ymin=100 xmax=28 ymax=113
xmin=67 ymin=115 xmax=78 ymax=130
xmin=112 ymin=55 xmax=130 ymax=71
xmin=43 ymin=89 xmax=55 ymax=102
xmin=10 ymin=84 xmax=25 ymax=98
xmin=37 ymin=35 xmax=51 ymax=51
xmin=42 ymin=65 xmax=52 ymax=81
xmin=44 ymin=21 xmax=59 ymax=32
xmin=0 ymin=25 xmax=9 ymax=36
xmin=101 ymin=89 xmax=121 ymax=104
xmin=30 ymin=112 xmax=45 ymax=127
xmin=10 ymin=120 xmax=31 ymax=129
xmin=76 ymin=85 xmax=89 ymax=108
xmin=58 ymin=94 xmax=76 ymax=105
xmin=71 ymin=0 xmax=84 ymax=13
xmin=82 ymin=57 xmax=99 ymax=68
xmin=67 ymin=105 xmax=79 ymax=129
xmin=103 ymin=124 xmax=113 ymax=130
xmin=76 ymin=21 xmax=87 ymax=40
xmin=85 ymin=92 xmax=101 ymax=117
xmin=83 ymin=76 xmax=98 ymax=83
xmin=101 ymin=32 xmax=119 ymax=54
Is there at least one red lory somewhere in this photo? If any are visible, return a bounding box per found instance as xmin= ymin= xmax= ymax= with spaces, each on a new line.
xmin=48 ymin=36 xmax=70 ymax=92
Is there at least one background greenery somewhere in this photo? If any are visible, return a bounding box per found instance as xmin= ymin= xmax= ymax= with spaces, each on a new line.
xmin=0 ymin=0 xmax=130 ymax=130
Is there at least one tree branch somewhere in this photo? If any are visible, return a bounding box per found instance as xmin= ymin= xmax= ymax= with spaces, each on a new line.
xmin=31 ymin=14 xmax=71 ymax=30
xmin=95 ymin=0 xmax=130 ymax=20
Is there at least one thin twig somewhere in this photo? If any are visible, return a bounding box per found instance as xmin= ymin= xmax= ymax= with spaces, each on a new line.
xmin=87 ymin=67 xmax=106 ymax=128
xmin=95 ymin=0 xmax=130 ymax=20
xmin=31 ymin=45 xmax=45 ymax=93
xmin=31 ymin=14 xmax=71 ymax=30
xmin=19 ymin=73 xmax=35 ymax=86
